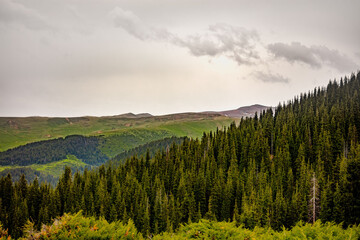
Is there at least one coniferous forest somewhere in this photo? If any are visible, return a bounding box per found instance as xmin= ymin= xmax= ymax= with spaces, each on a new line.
xmin=1 ymin=72 xmax=360 ymax=239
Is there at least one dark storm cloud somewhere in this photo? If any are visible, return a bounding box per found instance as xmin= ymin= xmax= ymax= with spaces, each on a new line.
xmin=268 ymin=42 xmax=358 ymax=72
xmin=0 ymin=0 xmax=53 ymax=30
xmin=253 ymin=71 xmax=290 ymax=84
xmin=109 ymin=7 xmax=260 ymax=66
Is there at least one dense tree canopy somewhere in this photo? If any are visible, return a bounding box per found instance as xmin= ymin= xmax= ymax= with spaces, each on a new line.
xmin=111 ymin=136 xmax=185 ymax=164
xmin=0 ymin=72 xmax=360 ymax=239
xmin=0 ymin=135 xmax=108 ymax=166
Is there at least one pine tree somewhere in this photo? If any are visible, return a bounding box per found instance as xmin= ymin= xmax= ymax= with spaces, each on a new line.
xmin=309 ymin=172 xmax=320 ymax=224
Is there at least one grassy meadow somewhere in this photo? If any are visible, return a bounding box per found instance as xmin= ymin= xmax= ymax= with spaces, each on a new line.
xmin=0 ymin=114 xmax=234 ymax=152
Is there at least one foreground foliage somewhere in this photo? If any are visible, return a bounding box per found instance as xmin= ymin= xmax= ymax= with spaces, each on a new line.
xmin=1 ymin=212 xmax=359 ymax=239
xmin=156 ymin=219 xmax=360 ymax=240
xmin=19 ymin=212 xmax=141 ymax=240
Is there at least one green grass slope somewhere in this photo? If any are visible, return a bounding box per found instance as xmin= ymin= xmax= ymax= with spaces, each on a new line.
xmin=0 ymin=155 xmax=89 ymax=185
xmin=0 ymin=113 xmax=234 ymax=152
xmin=29 ymin=155 xmax=89 ymax=177
xmin=99 ymin=117 xmax=234 ymax=158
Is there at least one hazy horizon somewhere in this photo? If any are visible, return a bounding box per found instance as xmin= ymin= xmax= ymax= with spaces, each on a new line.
xmin=0 ymin=103 xmax=271 ymax=118
xmin=1 ymin=0 xmax=359 ymax=117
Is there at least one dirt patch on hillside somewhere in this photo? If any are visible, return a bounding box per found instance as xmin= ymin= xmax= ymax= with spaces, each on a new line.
xmin=7 ymin=120 xmax=19 ymax=129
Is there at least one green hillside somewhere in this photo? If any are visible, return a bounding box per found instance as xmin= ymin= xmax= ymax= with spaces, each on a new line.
xmin=0 ymin=155 xmax=90 ymax=185
xmin=0 ymin=113 xmax=236 ymax=181
xmin=0 ymin=113 xmax=234 ymax=152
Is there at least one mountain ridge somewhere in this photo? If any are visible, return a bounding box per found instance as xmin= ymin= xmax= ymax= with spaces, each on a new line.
xmin=204 ymin=104 xmax=271 ymax=118
xmin=0 ymin=104 xmax=270 ymax=119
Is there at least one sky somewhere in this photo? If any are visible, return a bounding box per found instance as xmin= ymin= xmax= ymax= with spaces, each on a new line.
xmin=0 ymin=0 xmax=359 ymax=117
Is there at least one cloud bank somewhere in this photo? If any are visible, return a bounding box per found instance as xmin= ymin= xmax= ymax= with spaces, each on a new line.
xmin=109 ymin=7 xmax=260 ymax=66
xmin=109 ymin=7 xmax=358 ymax=85
xmin=268 ymin=42 xmax=358 ymax=73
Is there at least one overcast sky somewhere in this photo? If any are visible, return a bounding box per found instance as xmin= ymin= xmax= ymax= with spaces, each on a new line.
xmin=0 ymin=0 xmax=359 ymax=117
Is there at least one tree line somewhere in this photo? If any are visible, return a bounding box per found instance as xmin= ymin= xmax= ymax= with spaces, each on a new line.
xmin=111 ymin=136 xmax=185 ymax=164
xmin=0 ymin=72 xmax=360 ymax=238
xmin=0 ymin=168 xmax=57 ymax=186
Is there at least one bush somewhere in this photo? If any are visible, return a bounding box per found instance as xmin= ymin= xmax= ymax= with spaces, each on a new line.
xmin=18 ymin=213 xmax=360 ymax=240
xmin=20 ymin=211 xmax=143 ymax=240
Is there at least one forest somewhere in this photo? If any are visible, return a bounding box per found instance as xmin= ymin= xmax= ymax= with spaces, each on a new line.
xmin=0 ymin=72 xmax=360 ymax=239
xmin=0 ymin=135 xmax=108 ymax=166
xmin=111 ymin=136 xmax=185 ymax=164
xmin=0 ymin=168 xmax=56 ymax=186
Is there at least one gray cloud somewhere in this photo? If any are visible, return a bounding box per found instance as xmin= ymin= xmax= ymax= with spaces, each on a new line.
xmin=175 ymin=23 xmax=260 ymax=65
xmin=0 ymin=0 xmax=52 ymax=30
xmin=253 ymin=71 xmax=290 ymax=84
xmin=109 ymin=7 xmax=260 ymax=66
xmin=268 ymin=42 xmax=358 ymax=73
xmin=109 ymin=7 xmax=173 ymax=41
xmin=268 ymin=42 xmax=321 ymax=68
xmin=111 ymin=7 xmax=359 ymax=71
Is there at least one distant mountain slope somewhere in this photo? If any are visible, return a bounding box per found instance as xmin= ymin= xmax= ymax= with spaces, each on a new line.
xmin=0 ymin=104 xmax=264 ymax=180
xmin=0 ymin=135 xmax=107 ymax=166
xmin=0 ymin=112 xmax=233 ymax=152
xmin=218 ymin=104 xmax=271 ymax=118
xmin=0 ymin=112 xmax=235 ymax=181
xmin=0 ymin=155 xmax=88 ymax=185
xmin=112 ymin=112 xmax=153 ymax=118
xmin=201 ymin=104 xmax=270 ymax=118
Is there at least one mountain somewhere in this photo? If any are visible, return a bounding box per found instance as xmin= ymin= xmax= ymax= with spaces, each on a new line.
xmin=201 ymin=104 xmax=270 ymax=118
xmin=1 ymin=72 xmax=359 ymax=238
xmin=112 ymin=112 xmax=153 ymax=118
xmin=0 ymin=111 xmax=234 ymax=182
xmin=0 ymin=105 xmax=264 ymax=183
xmin=0 ymin=105 xmax=266 ymax=153
xmin=0 ymin=112 xmax=232 ymax=152
xmin=0 ymin=104 xmax=268 ymax=183
xmin=217 ymin=104 xmax=270 ymax=118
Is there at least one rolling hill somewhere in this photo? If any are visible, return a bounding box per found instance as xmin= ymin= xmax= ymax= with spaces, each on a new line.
xmin=218 ymin=104 xmax=271 ymax=118
xmin=0 ymin=105 xmax=270 ymax=152
xmin=0 ymin=105 xmax=269 ymax=182
xmin=0 ymin=112 xmax=224 ymax=152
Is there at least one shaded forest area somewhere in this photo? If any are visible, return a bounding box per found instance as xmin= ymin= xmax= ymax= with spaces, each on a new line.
xmin=0 ymin=168 xmax=56 ymax=186
xmin=111 ymin=136 xmax=185 ymax=164
xmin=1 ymin=72 xmax=360 ymax=238
xmin=0 ymin=135 xmax=108 ymax=166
